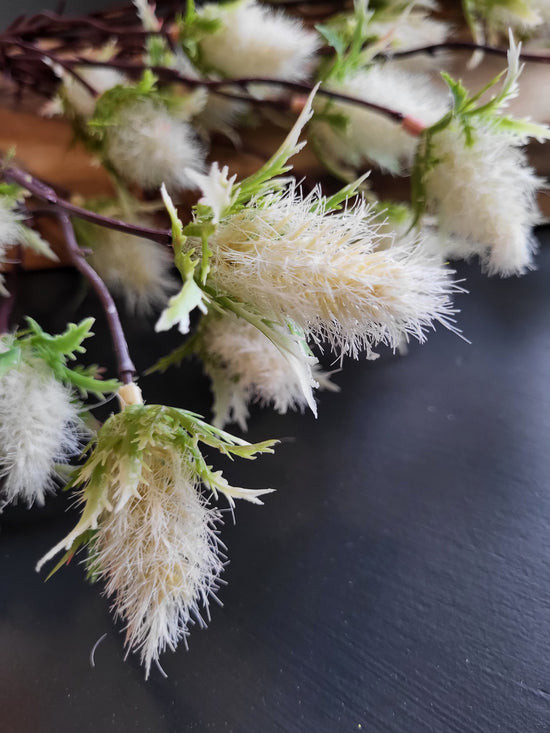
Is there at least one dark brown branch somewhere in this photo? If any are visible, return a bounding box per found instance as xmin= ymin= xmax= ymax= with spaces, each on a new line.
xmin=2 ymin=165 xmax=172 ymax=246
xmin=61 ymin=58 xmax=409 ymax=125
xmin=56 ymin=211 xmax=135 ymax=384
xmin=381 ymin=41 xmax=550 ymax=65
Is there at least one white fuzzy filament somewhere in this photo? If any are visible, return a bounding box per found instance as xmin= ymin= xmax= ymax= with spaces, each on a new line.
xmin=0 ymin=360 xmax=83 ymax=507
xmin=424 ymin=120 xmax=542 ymax=276
xmin=104 ymin=98 xmax=205 ymax=192
xmin=203 ymin=184 xmax=457 ymax=359
xmin=89 ymin=447 xmax=224 ymax=677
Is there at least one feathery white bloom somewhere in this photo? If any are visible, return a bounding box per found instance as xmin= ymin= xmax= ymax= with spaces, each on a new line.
xmin=199 ymin=312 xmax=338 ymax=430
xmin=311 ymin=64 xmax=449 ymax=175
xmin=85 ymin=225 xmax=178 ymax=315
xmin=0 ymin=358 xmax=83 ymax=507
xmin=104 ymin=98 xmax=205 ymax=191
xmin=198 ymin=0 xmax=320 ymax=82
xmin=89 ymin=448 xmax=224 ymax=677
xmin=61 ymin=67 xmax=126 ymax=119
xmin=36 ymin=402 xmax=274 ymax=673
xmin=423 ymin=119 xmax=543 ymax=276
xmin=372 ymin=11 xmax=451 ymax=72
xmin=172 ymin=53 xmax=248 ymax=141
xmin=466 ymin=0 xmax=543 ymax=43
xmin=202 ymin=183 xmax=457 ymax=359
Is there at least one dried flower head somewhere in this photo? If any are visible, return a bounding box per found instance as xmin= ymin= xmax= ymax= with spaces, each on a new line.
xmin=312 ymin=64 xmax=449 ymax=175
xmin=415 ymin=35 xmax=550 ymax=276
xmin=61 ymin=67 xmax=126 ymax=120
xmin=0 ymin=352 xmax=84 ymax=508
xmin=37 ymin=401 xmax=275 ymax=674
xmin=198 ymin=312 xmax=338 ymax=429
xmin=89 ymin=444 xmax=224 ymax=677
xmin=198 ymin=0 xmax=320 ymax=82
xmin=103 ymin=98 xmax=205 ymax=192
xmin=78 ymin=217 xmax=178 ymax=316
xmin=423 ymin=120 xmax=542 ymax=276
xmin=201 ymin=182 xmax=457 ymax=359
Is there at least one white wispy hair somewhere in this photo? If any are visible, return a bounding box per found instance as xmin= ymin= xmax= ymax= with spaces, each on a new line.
xmin=61 ymin=67 xmax=126 ymax=119
xmin=85 ymin=225 xmax=177 ymax=315
xmin=424 ymin=119 xmax=543 ymax=276
xmin=373 ymin=11 xmax=451 ymax=72
xmin=199 ymin=312 xmax=338 ymax=430
xmin=172 ymin=53 xmax=248 ymax=141
xmin=199 ymin=0 xmax=320 ymax=83
xmin=104 ymin=98 xmax=205 ymax=191
xmin=312 ymin=64 xmax=449 ymax=175
xmin=0 ymin=358 xmax=83 ymax=508
xmin=88 ymin=448 xmax=224 ymax=677
xmin=202 ymin=183 xmax=458 ymax=359
xmin=0 ymin=198 xmax=23 ymax=295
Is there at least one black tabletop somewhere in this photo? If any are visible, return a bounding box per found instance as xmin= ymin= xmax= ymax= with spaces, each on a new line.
xmin=1 ymin=228 xmax=549 ymax=732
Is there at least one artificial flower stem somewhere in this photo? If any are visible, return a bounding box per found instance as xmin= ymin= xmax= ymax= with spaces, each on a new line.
xmin=57 ymin=212 xmax=136 ymax=385
xmin=2 ymin=164 xmax=172 ymax=245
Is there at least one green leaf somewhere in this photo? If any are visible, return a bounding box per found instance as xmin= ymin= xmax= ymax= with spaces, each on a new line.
xmin=44 ymin=529 xmax=96 ymax=581
xmin=146 ymin=332 xmax=200 ymax=375
xmin=312 ymin=173 xmax=369 ymax=214
xmin=26 ymin=317 xmax=95 ymax=360
xmin=316 ymin=22 xmax=347 ymax=58
xmin=233 ymin=85 xmax=318 ymax=209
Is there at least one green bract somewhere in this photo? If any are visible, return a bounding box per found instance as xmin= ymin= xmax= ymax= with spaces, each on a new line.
xmin=4 ymin=318 xmax=121 ymax=397
xmin=37 ymin=403 xmax=277 ymax=574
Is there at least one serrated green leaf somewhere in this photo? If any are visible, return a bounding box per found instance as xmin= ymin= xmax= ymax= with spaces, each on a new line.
xmin=26 ymin=317 xmax=95 ymax=360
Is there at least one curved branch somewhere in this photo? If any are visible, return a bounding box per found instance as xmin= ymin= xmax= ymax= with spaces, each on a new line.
xmin=55 ymin=211 xmax=135 ymax=384
xmin=2 ymin=164 xmax=172 ymax=246
xmin=381 ymin=41 xmax=550 ymax=65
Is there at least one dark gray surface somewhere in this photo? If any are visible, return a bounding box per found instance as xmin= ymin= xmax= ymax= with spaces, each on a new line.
xmin=1 ymin=231 xmax=550 ymax=732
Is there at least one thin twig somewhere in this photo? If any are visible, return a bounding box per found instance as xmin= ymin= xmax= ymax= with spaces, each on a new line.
xmin=381 ymin=41 xmax=550 ymax=65
xmin=2 ymin=165 xmax=172 ymax=246
xmin=60 ymin=57 xmax=409 ymax=124
xmin=56 ymin=211 xmax=135 ymax=384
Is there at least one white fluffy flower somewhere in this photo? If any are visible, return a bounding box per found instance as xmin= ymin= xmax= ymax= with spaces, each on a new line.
xmin=88 ymin=448 xmax=224 ymax=677
xmin=373 ymin=11 xmax=451 ymax=72
xmin=198 ymin=0 xmax=320 ymax=82
xmin=0 ymin=358 xmax=83 ymax=507
xmin=311 ymin=64 xmax=449 ymax=175
xmin=104 ymin=98 xmax=205 ymax=191
xmin=61 ymin=67 xmax=126 ymax=119
xmin=199 ymin=312 xmax=337 ymax=429
xmin=85 ymin=225 xmax=177 ymax=315
xmin=423 ymin=120 xmax=543 ymax=276
xmin=202 ymin=183 xmax=457 ymax=359
xmin=0 ymin=198 xmax=23 ymax=295
xmin=172 ymin=53 xmax=248 ymax=140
